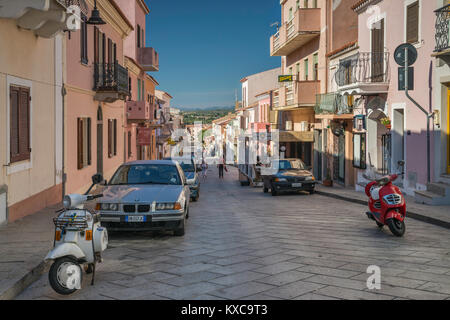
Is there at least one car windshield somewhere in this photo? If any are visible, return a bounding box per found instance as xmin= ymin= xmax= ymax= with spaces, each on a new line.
xmin=109 ymin=164 xmax=182 ymax=185
xmin=180 ymin=162 xmax=195 ymax=172
xmin=278 ymin=160 xmax=306 ymax=170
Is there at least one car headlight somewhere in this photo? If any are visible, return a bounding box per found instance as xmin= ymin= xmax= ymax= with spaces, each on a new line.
xmin=305 ymin=176 xmax=315 ymax=181
xmin=274 ymin=178 xmax=287 ymax=182
xmin=156 ymin=202 xmax=182 ymax=211
xmin=100 ymin=203 xmax=119 ymax=211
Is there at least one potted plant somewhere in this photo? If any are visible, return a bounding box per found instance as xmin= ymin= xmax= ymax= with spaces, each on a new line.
xmin=323 ymin=169 xmax=333 ymax=187
xmin=380 ymin=117 xmax=391 ymax=130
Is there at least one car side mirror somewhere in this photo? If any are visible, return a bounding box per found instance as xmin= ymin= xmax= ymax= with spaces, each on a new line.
xmin=92 ymin=173 xmax=104 ymax=185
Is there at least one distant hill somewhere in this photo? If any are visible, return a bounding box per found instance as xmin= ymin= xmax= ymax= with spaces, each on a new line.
xmin=181 ymin=108 xmax=234 ymax=125
xmin=179 ymin=106 xmax=235 ymax=112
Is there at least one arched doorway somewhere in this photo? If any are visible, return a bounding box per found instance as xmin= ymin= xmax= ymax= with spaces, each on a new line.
xmin=367 ymin=109 xmax=390 ymax=174
xmin=97 ymin=106 xmax=103 ymax=175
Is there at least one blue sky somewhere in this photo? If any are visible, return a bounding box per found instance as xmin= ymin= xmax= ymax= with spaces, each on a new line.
xmin=144 ymin=0 xmax=281 ymax=110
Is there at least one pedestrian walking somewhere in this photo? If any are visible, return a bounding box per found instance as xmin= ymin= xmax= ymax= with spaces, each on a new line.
xmin=218 ymin=157 xmax=225 ymax=179
xmin=201 ymin=160 xmax=208 ymax=181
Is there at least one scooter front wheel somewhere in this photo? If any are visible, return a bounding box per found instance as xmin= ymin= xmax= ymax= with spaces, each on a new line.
xmin=49 ymin=257 xmax=83 ymax=295
xmin=386 ymin=218 xmax=405 ymax=237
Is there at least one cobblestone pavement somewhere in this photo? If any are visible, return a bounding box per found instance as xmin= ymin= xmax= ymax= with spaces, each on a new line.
xmin=16 ymin=167 xmax=450 ymax=300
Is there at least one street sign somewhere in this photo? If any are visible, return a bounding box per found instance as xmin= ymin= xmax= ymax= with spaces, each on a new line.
xmin=398 ymin=67 xmax=414 ymax=91
xmin=394 ymin=43 xmax=417 ymax=66
xmin=278 ymin=75 xmax=293 ymax=82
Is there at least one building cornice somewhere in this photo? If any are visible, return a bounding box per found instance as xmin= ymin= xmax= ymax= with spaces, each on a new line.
xmin=137 ymin=0 xmax=150 ymax=14
xmin=86 ymin=0 xmax=133 ymax=38
xmin=351 ymin=0 xmax=382 ymax=13
xmin=125 ymin=56 xmax=142 ymax=76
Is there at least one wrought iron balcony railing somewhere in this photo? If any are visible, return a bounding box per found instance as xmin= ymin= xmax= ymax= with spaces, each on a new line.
xmin=315 ymin=93 xmax=353 ymax=115
xmin=334 ymin=52 xmax=390 ymax=87
xmin=435 ymin=4 xmax=450 ymax=52
xmin=94 ymin=61 xmax=129 ymax=96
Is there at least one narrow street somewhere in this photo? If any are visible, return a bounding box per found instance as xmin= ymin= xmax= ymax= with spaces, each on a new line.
xmin=17 ymin=167 xmax=450 ymax=300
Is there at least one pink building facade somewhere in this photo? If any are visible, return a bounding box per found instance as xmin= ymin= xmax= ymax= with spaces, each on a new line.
xmin=347 ymin=0 xmax=440 ymax=200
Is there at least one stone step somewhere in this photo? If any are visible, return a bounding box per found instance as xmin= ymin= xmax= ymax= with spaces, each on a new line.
xmin=439 ymin=174 xmax=450 ymax=185
xmin=414 ymin=190 xmax=449 ymax=206
xmin=427 ymin=183 xmax=450 ymax=197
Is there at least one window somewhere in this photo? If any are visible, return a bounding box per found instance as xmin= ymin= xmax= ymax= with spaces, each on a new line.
xmin=80 ymin=15 xmax=88 ymax=64
xmin=406 ymin=1 xmax=419 ymax=44
xmin=10 ymin=86 xmax=31 ymax=163
xmin=137 ymin=79 xmax=141 ymax=101
xmin=108 ymin=119 xmax=117 ymax=158
xmin=128 ymin=131 xmax=132 ymax=158
xmin=304 ymin=59 xmax=309 ymax=80
xmin=289 ymin=8 xmax=293 ymax=21
xmin=137 ymin=25 xmax=141 ymax=48
xmin=77 ymin=117 xmax=91 ymax=169
xmin=313 ymin=53 xmax=318 ymax=80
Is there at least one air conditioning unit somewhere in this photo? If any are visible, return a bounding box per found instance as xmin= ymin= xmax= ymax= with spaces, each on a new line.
xmin=285 ymin=121 xmax=293 ymax=131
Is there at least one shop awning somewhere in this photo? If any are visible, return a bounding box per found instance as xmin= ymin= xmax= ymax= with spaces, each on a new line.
xmin=279 ymin=131 xmax=314 ymax=143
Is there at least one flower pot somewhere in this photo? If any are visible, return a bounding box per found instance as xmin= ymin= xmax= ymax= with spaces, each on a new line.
xmin=385 ymin=124 xmax=391 ymax=130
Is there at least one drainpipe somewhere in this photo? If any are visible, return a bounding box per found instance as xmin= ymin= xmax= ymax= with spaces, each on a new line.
xmin=404 ymin=48 xmax=433 ymax=184
xmin=62 ymin=83 xmax=67 ymax=199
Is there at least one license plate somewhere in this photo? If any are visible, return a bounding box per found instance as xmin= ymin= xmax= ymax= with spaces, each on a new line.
xmin=126 ymin=216 xmax=146 ymax=222
xmin=292 ymin=183 xmax=303 ymax=188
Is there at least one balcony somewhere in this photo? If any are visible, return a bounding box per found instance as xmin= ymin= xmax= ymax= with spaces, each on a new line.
xmin=275 ymin=80 xmax=320 ymax=109
xmin=0 ymin=0 xmax=88 ymax=38
xmin=94 ymin=62 xmax=129 ymax=102
xmin=126 ymin=101 xmax=150 ymax=122
xmin=433 ymin=5 xmax=450 ymax=62
xmin=270 ymin=8 xmax=321 ymax=56
xmin=137 ymin=47 xmax=159 ymax=72
xmin=334 ymin=52 xmax=390 ymax=95
xmin=315 ymin=93 xmax=353 ymax=119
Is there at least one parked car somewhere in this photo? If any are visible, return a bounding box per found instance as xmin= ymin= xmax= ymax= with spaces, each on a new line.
xmin=97 ymin=160 xmax=190 ymax=236
xmin=164 ymin=157 xmax=200 ymax=202
xmin=262 ymin=159 xmax=316 ymax=196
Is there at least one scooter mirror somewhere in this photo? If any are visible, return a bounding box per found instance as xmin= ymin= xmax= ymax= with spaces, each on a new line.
xmin=92 ymin=173 xmax=104 ymax=185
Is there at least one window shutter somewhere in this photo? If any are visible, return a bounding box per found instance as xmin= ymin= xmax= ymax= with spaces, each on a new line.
xmin=10 ymin=86 xmax=20 ymax=162
xmin=108 ymin=120 xmax=112 ymax=158
xmin=108 ymin=38 xmax=112 ymax=64
xmin=77 ymin=118 xmax=83 ymax=169
xmin=406 ymin=2 xmax=419 ymax=44
xmin=18 ymin=87 xmax=30 ymax=160
xmin=113 ymin=119 xmax=117 ymax=156
xmin=94 ymin=27 xmax=99 ymax=64
xmin=87 ymin=118 xmax=92 ymax=165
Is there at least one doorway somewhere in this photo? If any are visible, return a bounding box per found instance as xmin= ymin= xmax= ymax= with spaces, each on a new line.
xmin=314 ymin=130 xmax=322 ymax=180
xmin=392 ymin=108 xmax=405 ymax=176
xmin=97 ymin=106 xmax=103 ymax=176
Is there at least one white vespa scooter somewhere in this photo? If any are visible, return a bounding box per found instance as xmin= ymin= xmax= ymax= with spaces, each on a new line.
xmin=45 ymin=174 xmax=108 ymax=295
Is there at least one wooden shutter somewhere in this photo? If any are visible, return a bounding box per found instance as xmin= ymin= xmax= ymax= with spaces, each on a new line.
xmin=108 ymin=120 xmax=112 ymax=158
xmin=371 ymin=19 xmax=384 ymax=82
xmin=10 ymin=86 xmax=20 ymax=162
xmin=94 ymin=27 xmax=99 ymax=64
xmin=87 ymin=118 xmax=92 ymax=165
xmin=10 ymin=86 xmax=30 ymax=163
xmin=113 ymin=43 xmax=117 ymax=62
xmin=406 ymin=2 xmax=419 ymax=44
xmin=113 ymin=119 xmax=117 ymax=156
xmin=77 ymin=118 xmax=83 ymax=169
xmin=137 ymin=25 xmax=141 ymax=48
xmin=108 ymin=38 xmax=112 ymax=64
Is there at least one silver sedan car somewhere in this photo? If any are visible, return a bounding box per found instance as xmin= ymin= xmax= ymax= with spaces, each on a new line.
xmin=96 ymin=160 xmax=190 ymax=236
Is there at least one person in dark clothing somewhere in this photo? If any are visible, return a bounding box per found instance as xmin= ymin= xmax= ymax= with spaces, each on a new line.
xmin=218 ymin=157 xmax=224 ymax=179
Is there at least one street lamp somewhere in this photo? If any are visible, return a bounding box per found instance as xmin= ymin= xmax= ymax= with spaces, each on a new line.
xmin=86 ymin=0 xmax=106 ymax=25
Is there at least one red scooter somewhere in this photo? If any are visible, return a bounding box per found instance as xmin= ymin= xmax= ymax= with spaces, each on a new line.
xmin=365 ymin=163 xmax=406 ymax=237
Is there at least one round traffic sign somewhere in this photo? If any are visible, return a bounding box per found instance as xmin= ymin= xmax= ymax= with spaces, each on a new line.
xmin=394 ymin=43 xmax=417 ymax=66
